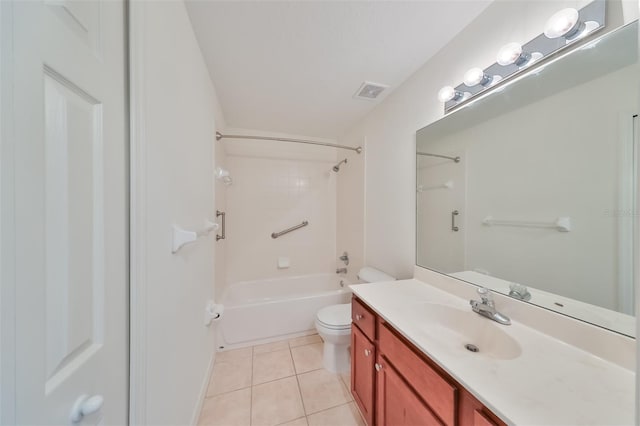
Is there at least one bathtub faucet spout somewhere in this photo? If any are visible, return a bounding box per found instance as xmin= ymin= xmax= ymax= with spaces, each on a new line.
xmin=336 ymin=268 xmax=347 ymax=275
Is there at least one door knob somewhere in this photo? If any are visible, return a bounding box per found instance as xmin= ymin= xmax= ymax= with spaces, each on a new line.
xmin=70 ymin=394 xmax=104 ymax=423
xmin=355 ymin=314 xmax=364 ymax=321
xmin=364 ymin=349 xmax=371 ymax=357
xmin=375 ymin=363 xmax=383 ymax=372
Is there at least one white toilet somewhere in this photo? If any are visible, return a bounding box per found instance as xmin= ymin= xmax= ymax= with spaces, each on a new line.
xmin=315 ymin=267 xmax=395 ymax=373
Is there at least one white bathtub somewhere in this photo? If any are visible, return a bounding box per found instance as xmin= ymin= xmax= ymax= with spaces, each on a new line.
xmin=219 ymin=273 xmax=351 ymax=348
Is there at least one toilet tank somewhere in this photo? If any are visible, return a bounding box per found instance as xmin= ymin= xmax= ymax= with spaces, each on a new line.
xmin=357 ymin=266 xmax=395 ymax=283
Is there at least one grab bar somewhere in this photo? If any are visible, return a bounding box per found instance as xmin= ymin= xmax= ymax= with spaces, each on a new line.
xmin=216 ymin=210 xmax=226 ymax=241
xmin=271 ymin=220 xmax=309 ymax=239
xmin=451 ymin=210 xmax=460 ymax=232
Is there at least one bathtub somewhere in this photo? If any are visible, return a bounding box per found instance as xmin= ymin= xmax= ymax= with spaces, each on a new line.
xmin=219 ymin=273 xmax=351 ymax=348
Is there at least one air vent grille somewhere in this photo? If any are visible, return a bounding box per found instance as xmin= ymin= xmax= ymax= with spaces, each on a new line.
xmin=353 ymin=81 xmax=389 ymax=100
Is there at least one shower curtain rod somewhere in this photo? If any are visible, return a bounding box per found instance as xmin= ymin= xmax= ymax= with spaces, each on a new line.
xmin=216 ymin=132 xmax=363 ymax=154
xmin=417 ymin=151 xmax=460 ymax=163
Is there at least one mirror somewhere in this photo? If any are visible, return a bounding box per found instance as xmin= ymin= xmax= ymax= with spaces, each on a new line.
xmin=416 ymin=21 xmax=639 ymax=337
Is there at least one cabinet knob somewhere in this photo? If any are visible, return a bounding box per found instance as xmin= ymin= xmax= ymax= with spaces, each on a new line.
xmin=375 ymin=363 xmax=383 ymax=372
xmin=355 ymin=314 xmax=364 ymax=321
xmin=364 ymin=349 xmax=371 ymax=357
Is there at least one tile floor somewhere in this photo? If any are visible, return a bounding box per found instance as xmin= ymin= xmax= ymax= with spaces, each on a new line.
xmin=198 ymin=334 xmax=365 ymax=426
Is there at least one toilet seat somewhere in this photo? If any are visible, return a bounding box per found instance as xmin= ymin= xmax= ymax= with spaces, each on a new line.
xmin=316 ymin=303 xmax=351 ymax=330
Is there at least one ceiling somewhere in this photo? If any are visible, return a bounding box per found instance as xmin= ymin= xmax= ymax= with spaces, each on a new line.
xmin=185 ymin=1 xmax=492 ymax=139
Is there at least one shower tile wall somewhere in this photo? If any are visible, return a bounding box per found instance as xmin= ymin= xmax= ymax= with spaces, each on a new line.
xmin=225 ymin=155 xmax=337 ymax=286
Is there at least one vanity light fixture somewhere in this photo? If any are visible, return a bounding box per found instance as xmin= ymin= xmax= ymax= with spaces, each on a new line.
xmin=437 ymin=86 xmax=463 ymax=103
xmin=463 ymin=68 xmax=493 ymax=87
xmin=496 ymin=42 xmax=531 ymax=67
xmin=437 ymin=0 xmax=605 ymax=113
xmin=544 ymin=8 xmax=584 ymax=40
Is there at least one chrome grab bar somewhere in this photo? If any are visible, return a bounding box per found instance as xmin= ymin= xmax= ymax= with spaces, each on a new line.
xmin=216 ymin=210 xmax=226 ymax=241
xmin=271 ymin=220 xmax=308 ymax=239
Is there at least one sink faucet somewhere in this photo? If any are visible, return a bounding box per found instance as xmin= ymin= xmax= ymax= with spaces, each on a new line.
xmin=470 ymin=287 xmax=511 ymax=325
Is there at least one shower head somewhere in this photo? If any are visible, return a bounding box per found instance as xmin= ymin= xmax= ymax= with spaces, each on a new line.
xmin=332 ymin=158 xmax=348 ymax=172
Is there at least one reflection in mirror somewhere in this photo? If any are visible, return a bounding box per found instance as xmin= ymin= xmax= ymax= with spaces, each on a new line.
xmin=416 ymin=21 xmax=638 ymax=337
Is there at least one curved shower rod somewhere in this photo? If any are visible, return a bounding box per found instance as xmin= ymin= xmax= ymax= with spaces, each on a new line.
xmin=216 ymin=131 xmax=363 ymax=154
xmin=417 ymin=151 xmax=460 ymax=163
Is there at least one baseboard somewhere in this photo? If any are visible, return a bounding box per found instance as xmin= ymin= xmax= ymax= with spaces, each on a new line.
xmin=218 ymin=329 xmax=318 ymax=352
xmin=190 ymin=353 xmax=215 ymax=425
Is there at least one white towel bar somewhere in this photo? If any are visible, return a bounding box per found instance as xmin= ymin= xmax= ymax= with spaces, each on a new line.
xmin=172 ymin=220 xmax=219 ymax=253
xmin=482 ymin=216 xmax=571 ymax=232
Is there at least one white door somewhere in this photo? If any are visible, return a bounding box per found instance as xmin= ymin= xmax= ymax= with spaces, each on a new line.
xmin=6 ymin=0 xmax=128 ymax=424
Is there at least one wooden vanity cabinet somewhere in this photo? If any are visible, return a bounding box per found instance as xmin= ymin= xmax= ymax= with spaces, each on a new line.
xmin=351 ymin=296 xmax=506 ymax=426
xmin=375 ymin=355 xmax=444 ymax=425
xmin=351 ymin=298 xmax=376 ymax=426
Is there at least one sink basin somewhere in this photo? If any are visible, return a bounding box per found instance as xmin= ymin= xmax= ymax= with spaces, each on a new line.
xmin=411 ymin=303 xmax=522 ymax=360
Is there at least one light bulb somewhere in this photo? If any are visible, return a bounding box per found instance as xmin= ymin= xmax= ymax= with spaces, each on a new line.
xmin=496 ymin=42 xmax=531 ymax=66
xmin=463 ymin=68 xmax=492 ymax=87
xmin=437 ymin=86 xmax=462 ymax=103
xmin=544 ymin=8 xmax=583 ymax=39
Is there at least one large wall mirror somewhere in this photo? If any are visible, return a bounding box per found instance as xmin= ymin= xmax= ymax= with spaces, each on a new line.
xmin=416 ymin=20 xmax=638 ymax=337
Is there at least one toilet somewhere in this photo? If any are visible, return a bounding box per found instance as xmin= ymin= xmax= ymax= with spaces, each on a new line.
xmin=315 ymin=267 xmax=395 ymax=373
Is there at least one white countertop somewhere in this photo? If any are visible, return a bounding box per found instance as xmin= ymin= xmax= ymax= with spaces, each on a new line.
xmin=350 ymin=279 xmax=635 ymax=426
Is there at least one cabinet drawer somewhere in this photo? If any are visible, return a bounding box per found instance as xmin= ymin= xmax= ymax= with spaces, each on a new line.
xmin=379 ymin=322 xmax=457 ymax=426
xmin=352 ymin=297 xmax=376 ymax=341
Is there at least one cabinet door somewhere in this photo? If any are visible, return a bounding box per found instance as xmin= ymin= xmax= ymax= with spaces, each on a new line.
xmin=459 ymin=389 xmax=505 ymax=426
xmin=351 ymin=326 xmax=376 ymax=425
xmin=376 ymin=357 xmax=443 ymax=426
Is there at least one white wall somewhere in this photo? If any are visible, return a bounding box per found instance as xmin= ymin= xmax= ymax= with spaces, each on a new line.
xmin=336 ymin=135 xmax=366 ymax=284
xmin=341 ymin=0 xmax=639 ymax=281
xmin=137 ymin=1 xmax=224 ymax=423
xmin=220 ymin=129 xmax=338 ymax=288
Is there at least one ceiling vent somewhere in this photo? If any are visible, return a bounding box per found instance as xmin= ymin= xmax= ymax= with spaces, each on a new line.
xmin=353 ymin=81 xmax=389 ymax=101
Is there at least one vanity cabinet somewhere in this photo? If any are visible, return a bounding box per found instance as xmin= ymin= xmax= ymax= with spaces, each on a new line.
xmin=375 ymin=356 xmax=443 ymax=425
xmin=351 ymin=300 xmax=376 ymax=426
xmin=351 ymin=296 xmax=505 ymax=426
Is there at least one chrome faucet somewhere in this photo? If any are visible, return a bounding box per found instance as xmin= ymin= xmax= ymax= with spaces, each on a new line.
xmin=470 ymin=287 xmax=511 ymax=325
xmin=336 ymin=267 xmax=347 ymax=274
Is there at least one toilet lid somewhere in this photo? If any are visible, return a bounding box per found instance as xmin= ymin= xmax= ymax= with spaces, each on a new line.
xmin=317 ymin=303 xmax=351 ymax=329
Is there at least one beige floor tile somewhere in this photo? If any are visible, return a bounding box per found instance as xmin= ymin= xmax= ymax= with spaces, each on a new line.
xmin=307 ymin=403 xmax=365 ymax=426
xmin=198 ymin=388 xmax=251 ymax=426
xmin=254 ymin=340 xmax=290 ymax=354
xmin=253 ymin=348 xmax=296 ymax=385
xmin=207 ymin=355 xmax=252 ymax=397
xmin=289 ymin=334 xmax=322 ymax=348
xmin=252 ymin=376 xmax=305 ymax=426
xmin=298 ymin=369 xmax=352 ymax=415
xmin=215 ymin=346 xmax=253 ymax=363
xmin=277 ymin=417 xmax=309 ymax=426
xmin=339 ymin=372 xmax=353 ymax=400
xmin=291 ymin=343 xmax=324 ymax=374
